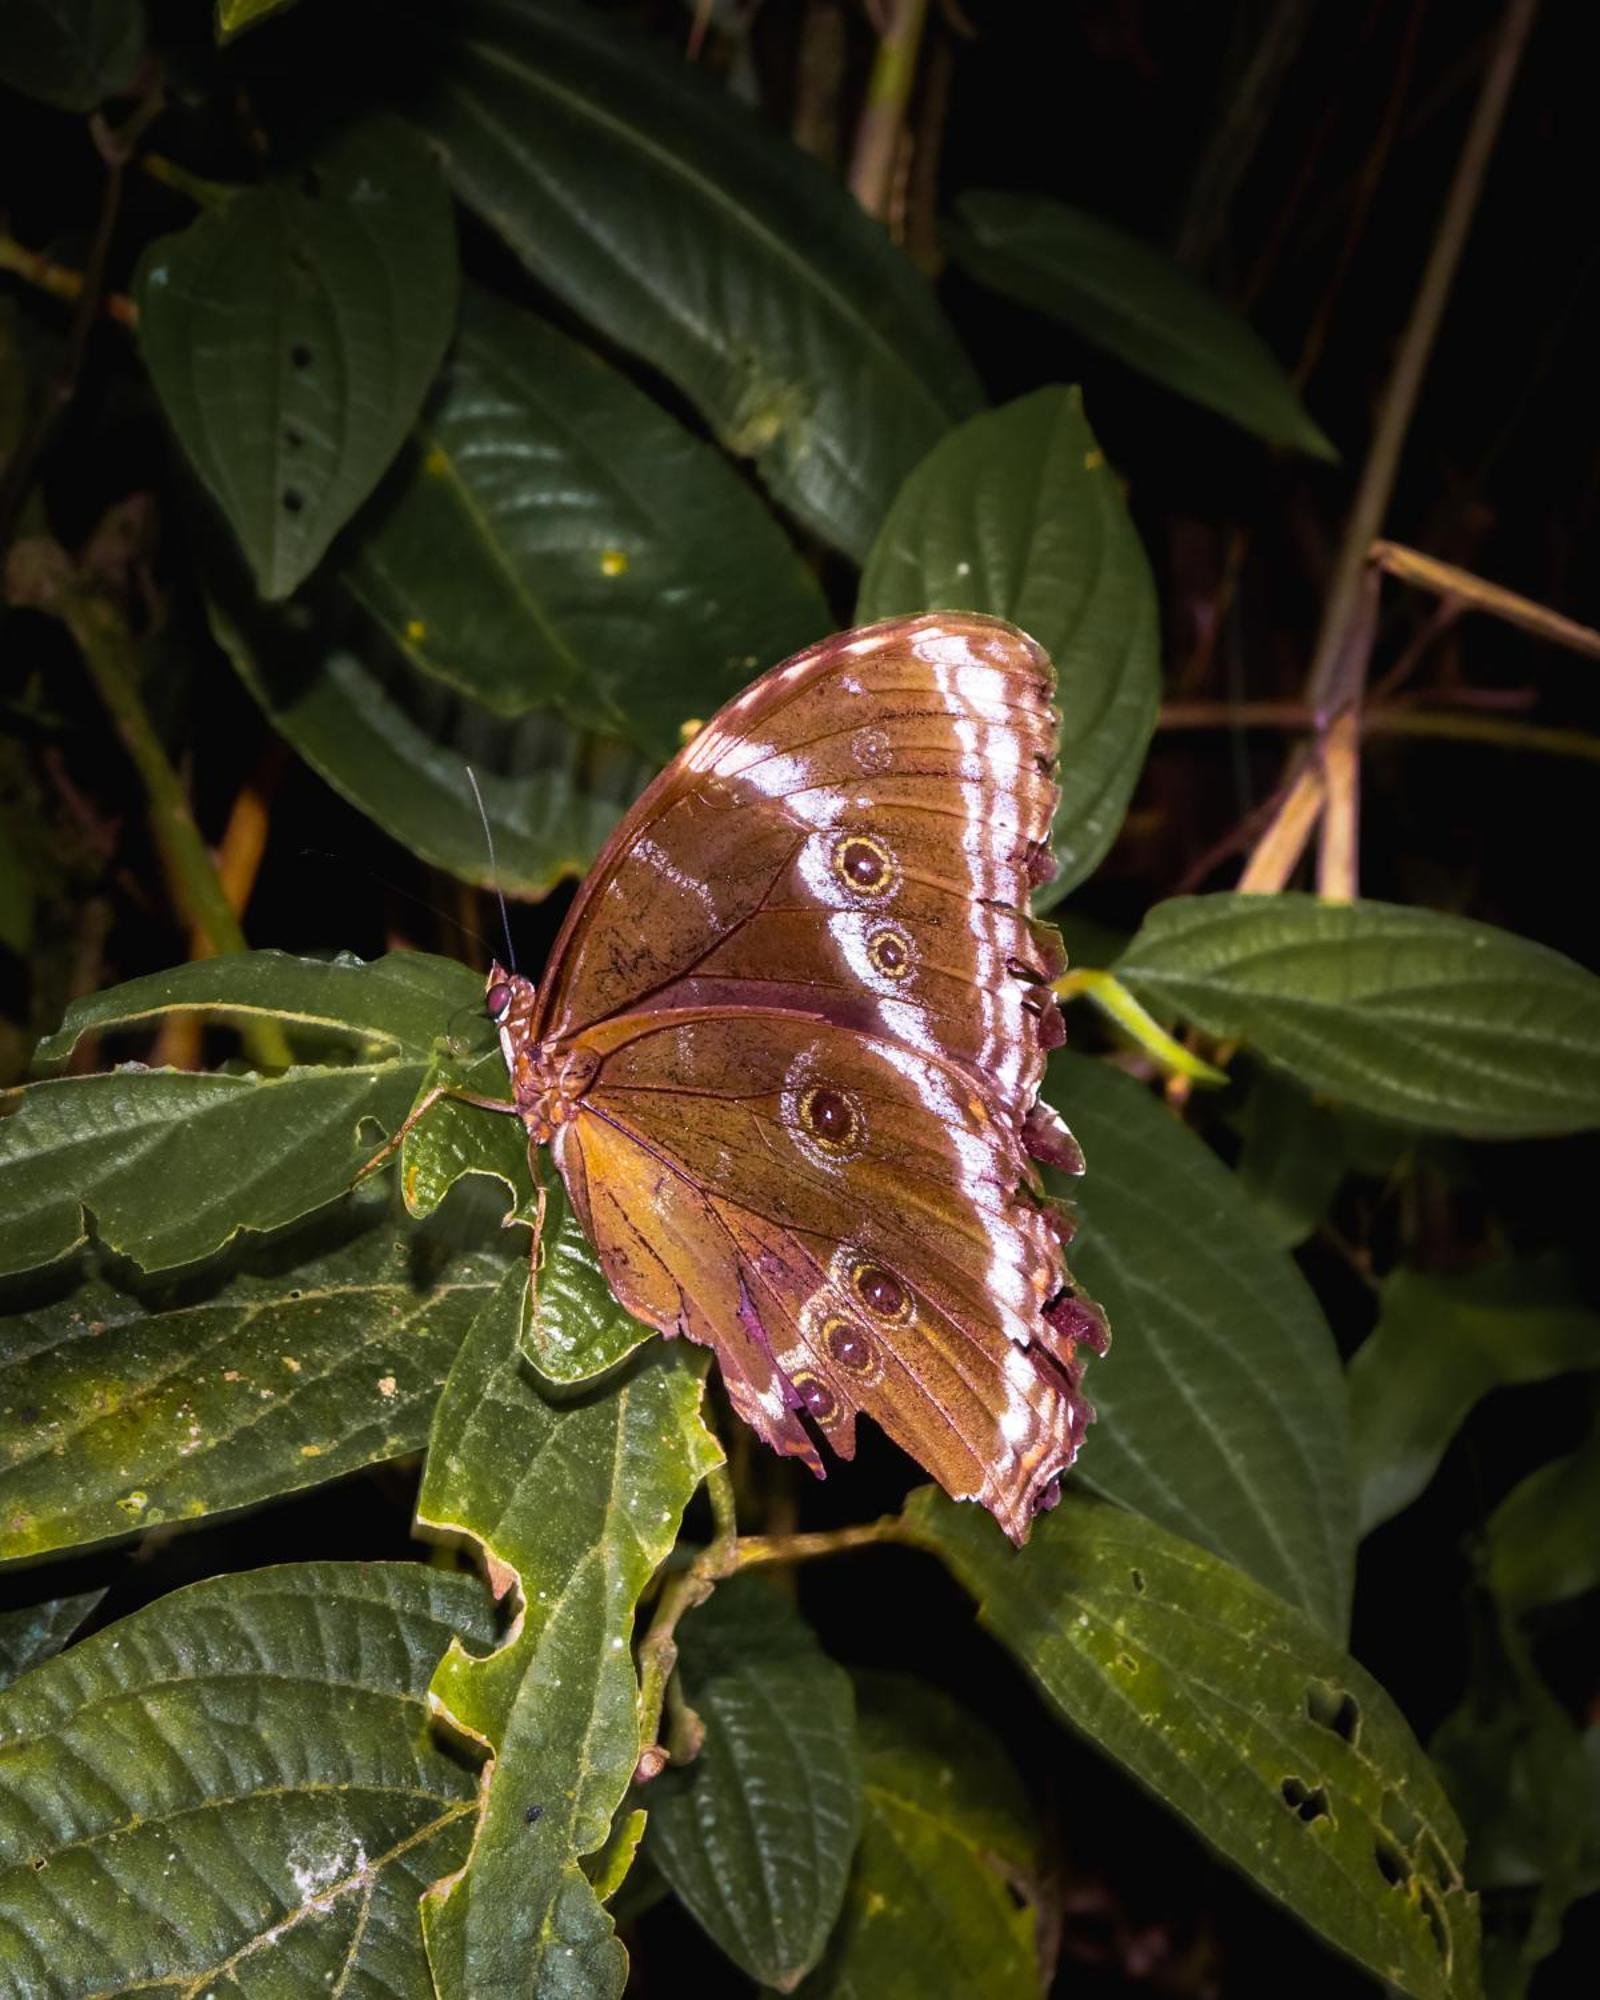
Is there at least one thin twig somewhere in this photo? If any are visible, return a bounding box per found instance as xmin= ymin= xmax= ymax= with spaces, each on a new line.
xmin=848 ymin=0 xmax=930 ymax=222
xmin=1237 ymin=759 xmax=1325 ymax=894
xmin=1370 ymin=538 xmax=1600 ymax=661
xmin=633 ymin=1465 xmax=738 ymax=1780
xmin=1305 ymin=0 xmax=1541 ymax=717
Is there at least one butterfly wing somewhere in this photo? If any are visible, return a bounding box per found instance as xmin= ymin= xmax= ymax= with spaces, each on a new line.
xmin=533 ymin=613 xmax=1079 ymax=1154
xmin=533 ymin=613 xmax=1103 ymax=1540
xmin=555 ymin=1008 xmax=1103 ymax=1543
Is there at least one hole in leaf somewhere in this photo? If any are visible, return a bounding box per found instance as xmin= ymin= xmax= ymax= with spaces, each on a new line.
xmin=290 ymin=344 xmax=314 ymax=371
xmin=1306 ymin=1681 xmax=1361 ymax=1746
xmin=29 ymin=1857 xmax=45 ymax=1871
xmin=1374 ymin=1836 xmax=1410 ymax=1889
xmin=282 ymin=489 xmax=305 ymax=516
xmin=283 ymin=426 xmax=304 ymax=449
xmin=1280 ymin=1777 xmax=1330 ymax=1824
xmin=1419 ymin=1834 xmax=1456 ymax=1896
xmin=1130 ymin=1568 xmax=1146 ymax=1594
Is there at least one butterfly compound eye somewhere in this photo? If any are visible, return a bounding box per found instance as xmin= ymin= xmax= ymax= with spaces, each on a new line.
xmin=486 ymin=981 xmax=513 ymax=1022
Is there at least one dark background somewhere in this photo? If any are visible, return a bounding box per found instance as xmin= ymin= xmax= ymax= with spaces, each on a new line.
xmin=2 ymin=2 xmax=1596 ymax=1993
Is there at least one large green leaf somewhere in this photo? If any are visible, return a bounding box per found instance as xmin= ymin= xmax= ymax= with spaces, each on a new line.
xmin=1348 ymin=1263 xmax=1600 ymax=1536
xmin=409 ymin=0 xmax=979 ymax=557
xmin=909 ymin=1489 xmax=1481 ymax=2000
xmin=137 ymin=116 xmax=456 ymax=599
xmin=32 ymin=946 xmax=476 ymax=1070
xmin=0 ymin=1562 xmax=493 ymax=1993
xmin=0 ymin=951 xmax=474 ymax=1276
xmin=857 ymin=388 xmax=1160 ymax=901
xmin=0 ymin=1592 xmax=102 ymax=1693
xmin=799 ymin=1674 xmax=1039 ymax=1999
xmin=949 ymin=192 xmax=1334 ymax=458
xmin=0 ymin=0 xmax=143 ymax=112
xmin=417 ymin=1269 xmax=721 ymax=1996
xmin=0 ymin=1184 xmax=508 ymax=1563
xmin=342 ymin=290 xmax=828 ymax=761
xmin=1432 ymin=1600 xmax=1600 ymax=2000
xmin=210 ymin=586 xmax=646 ymax=896
xmin=646 ymin=1575 xmax=861 ymax=1989
xmin=1046 ymin=1052 xmax=1354 ymax=1634
xmin=0 ymin=1063 xmax=415 ymax=1277
xmin=1115 ymin=895 xmax=1600 ymax=1137
xmin=1484 ymin=1409 xmax=1600 ymax=1614
xmin=1234 ymin=1071 xmax=1349 ymax=1248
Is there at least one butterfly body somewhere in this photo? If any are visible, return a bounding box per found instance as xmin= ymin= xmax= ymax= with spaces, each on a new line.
xmin=486 ymin=612 xmax=1107 ymax=1544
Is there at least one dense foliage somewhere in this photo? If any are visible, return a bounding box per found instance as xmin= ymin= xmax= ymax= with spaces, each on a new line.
xmin=1 ymin=3 xmax=1596 ymax=1996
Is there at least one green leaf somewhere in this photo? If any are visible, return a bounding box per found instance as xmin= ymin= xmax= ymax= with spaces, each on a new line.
xmin=645 ymin=1574 xmax=860 ymax=1989
xmin=1348 ymin=1263 xmax=1600 ymax=1536
xmin=0 ymin=1062 xmax=418 ymax=1277
xmin=0 ymin=1183 xmax=509 ymax=1563
xmin=209 ymin=585 xmax=647 ymax=896
xmin=32 ymin=946 xmax=477 ymax=1070
xmin=1115 ymin=894 xmax=1600 ymax=1138
xmin=909 ymin=1489 xmax=1481 ymax=2000
xmin=949 ymin=192 xmax=1334 ymax=458
xmin=341 ymin=290 xmax=829 ymax=762
xmin=0 ymin=1562 xmax=493 ymax=1992
xmin=136 ymin=115 xmax=456 ymax=599
xmin=410 ymin=0 xmax=979 ymax=557
xmin=1046 ymin=1051 xmax=1354 ymax=1634
xmin=857 ymin=388 xmax=1160 ymax=900
xmin=799 ymin=1674 xmax=1039 ymax=1999
xmin=417 ymin=1268 xmax=722 ymax=1996
xmin=0 ymin=1591 xmax=102 ymax=1692
xmin=521 ymin=1184 xmax=655 ymax=1385
xmin=0 ymin=814 xmax=33 ymax=957
xmin=0 ymin=0 xmax=143 ymax=112
xmin=1484 ymin=1407 xmax=1600 ymax=1614
xmin=215 ymin=0 xmax=300 ymax=41
xmin=1432 ymin=1598 xmax=1600 ymax=2000
xmin=1235 ymin=1071 xmax=1349 ymax=1249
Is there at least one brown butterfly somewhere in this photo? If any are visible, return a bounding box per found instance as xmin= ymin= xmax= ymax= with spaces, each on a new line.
xmin=429 ymin=612 xmax=1107 ymax=1544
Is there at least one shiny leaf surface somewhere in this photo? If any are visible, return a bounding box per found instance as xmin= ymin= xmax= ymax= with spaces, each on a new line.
xmin=798 ymin=1674 xmax=1039 ymax=1999
xmin=137 ymin=117 xmax=455 ymax=598
xmin=1047 ymin=1051 xmax=1354 ymax=1634
xmin=417 ymin=1270 xmax=721 ymax=1996
xmin=410 ymin=0 xmax=979 ymax=555
xmin=0 ymin=1563 xmax=493 ymax=1994
xmin=342 ymin=291 xmax=828 ymax=760
xmin=950 ymin=192 xmax=1334 ymax=457
xmin=646 ymin=1575 xmax=860 ymax=1988
xmin=910 ymin=1489 xmax=1481 ymax=2000
xmin=1116 ymin=895 xmax=1600 ymax=1137
xmin=858 ymin=388 xmax=1160 ymax=899
xmin=1349 ymin=1263 xmax=1600 ymax=1535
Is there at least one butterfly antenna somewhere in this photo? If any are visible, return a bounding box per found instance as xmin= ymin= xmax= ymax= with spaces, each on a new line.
xmin=465 ymin=764 xmax=516 ymax=973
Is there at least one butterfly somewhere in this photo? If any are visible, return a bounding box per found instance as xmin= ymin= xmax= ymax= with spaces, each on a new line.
xmin=428 ymin=612 xmax=1107 ymax=1544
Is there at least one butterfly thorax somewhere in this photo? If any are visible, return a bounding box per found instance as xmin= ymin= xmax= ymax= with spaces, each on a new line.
xmin=486 ymin=964 xmax=600 ymax=1144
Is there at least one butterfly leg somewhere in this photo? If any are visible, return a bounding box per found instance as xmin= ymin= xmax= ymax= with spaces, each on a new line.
xmin=353 ymin=1083 xmax=520 ymax=1184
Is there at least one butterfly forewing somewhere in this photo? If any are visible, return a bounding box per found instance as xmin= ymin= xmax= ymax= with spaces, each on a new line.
xmin=525 ymin=613 xmax=1105 ymax=1543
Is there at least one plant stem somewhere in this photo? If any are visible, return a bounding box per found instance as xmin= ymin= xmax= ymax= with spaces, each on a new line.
xmin=1370 ymin=539 xmax=1600 ymax=661
xmin=848 ymin=0 xmax=929 ymax=223
xmin=730 ymin=1514 xmax=915 ymax=1571
xmin=1237 ymin=759 xmax=1325 ymax=894
xmin=1053 ymin=969 xmax=1229 ymax=1087
xmin=140 ymin=153 xmax=237 ymax=209
xmin=8 ymin=553 xmax=290 ymax=1069
xmin=1159 ymin=700 xmax=1600 ymax=767
xmin=1306 ymin=0 xmax=1540 ymax=717
xmin=633 ymin=1464 xmax=738 ymax=1777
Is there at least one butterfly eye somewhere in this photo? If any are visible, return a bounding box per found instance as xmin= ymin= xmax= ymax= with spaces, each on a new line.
xmin=486 ymin=981 xmax=513 ymax=1022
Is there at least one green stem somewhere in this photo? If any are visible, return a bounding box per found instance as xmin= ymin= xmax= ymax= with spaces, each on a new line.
xmin=731 ymin=1514 xmax=913 ymax=1570
xmin=1054 ymin=969 xmax=1229 ymax=1087
xmin=53 ymin=579 xmax=291 ymax=1070
xmin=141 ymin=153 xmax=240 ymax=210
